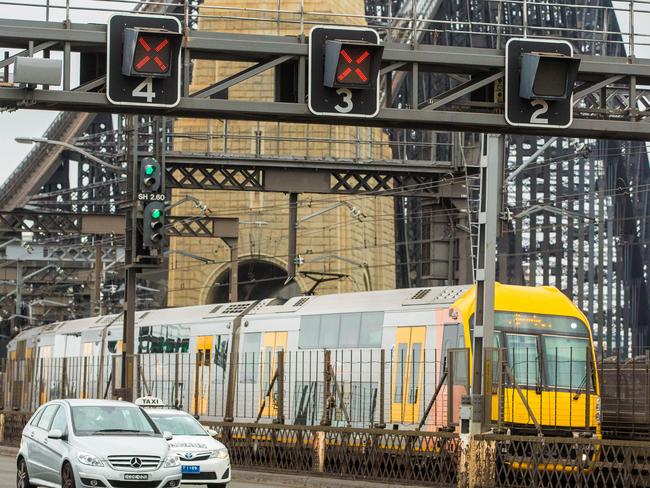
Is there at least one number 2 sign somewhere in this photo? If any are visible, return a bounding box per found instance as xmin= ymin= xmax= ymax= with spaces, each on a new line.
xmin=505 ymin=38 xmax=575 ymax=129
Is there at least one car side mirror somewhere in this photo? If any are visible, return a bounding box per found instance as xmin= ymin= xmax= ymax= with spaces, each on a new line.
xmin=207 ymin=429 xmax=217 ymax=437
xmin=163 ymin=431 xmax=173 ymax=441
xmin=48 ymin=429 xmax=65 ymax=440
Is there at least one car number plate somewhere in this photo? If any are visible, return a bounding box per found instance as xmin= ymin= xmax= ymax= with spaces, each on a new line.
xmin=124 ymin=474 xmax=149 ymax=480
xmin=182 ymin=465 xmax=200 ymax=474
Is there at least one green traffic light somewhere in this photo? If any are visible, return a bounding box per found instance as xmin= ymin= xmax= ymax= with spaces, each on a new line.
xmin=151 ymin=208 xmax=162 ymax=219
xmin=144 ymin=165 xmax=155 ymax=176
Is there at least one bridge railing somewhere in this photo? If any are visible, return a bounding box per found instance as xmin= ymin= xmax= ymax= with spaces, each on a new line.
xmin=0 ymin=345 xmax=605 ymax=434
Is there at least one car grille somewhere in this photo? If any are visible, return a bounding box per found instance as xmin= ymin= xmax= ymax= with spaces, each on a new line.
xmin=182 ymin=473 xmax=217 ymax=480
xmin=179 ymin=452 xmax=210 ymax=461
xmin=107 ymin=455 xmax=161 ymax=470
xmin=107 ymin=481 xmax=161 ymax=488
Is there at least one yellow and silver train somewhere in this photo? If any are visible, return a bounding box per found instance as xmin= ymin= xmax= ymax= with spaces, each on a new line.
xmin=7 ymin=283 xmax=598 ymax=436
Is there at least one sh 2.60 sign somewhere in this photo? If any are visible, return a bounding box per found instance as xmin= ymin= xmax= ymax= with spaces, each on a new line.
xmin=138 ymin=193 xmax=166 ymax=202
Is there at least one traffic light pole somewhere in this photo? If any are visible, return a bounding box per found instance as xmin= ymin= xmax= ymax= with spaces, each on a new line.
xmin=287 ymin=193 xmax=298 ymax=281
xmin=470 ymin=133 xmax=504 ymax=433
xmin=121 ymin=115 xmax=139 ymax=402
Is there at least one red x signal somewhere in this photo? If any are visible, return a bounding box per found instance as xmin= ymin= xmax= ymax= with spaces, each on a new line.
xmin=336 ymin=48 xmax=371 ymax=85
xmin=134 ymin=36 xmax=171 ymax=74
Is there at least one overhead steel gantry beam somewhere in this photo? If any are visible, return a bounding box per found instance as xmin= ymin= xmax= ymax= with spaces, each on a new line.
xmin=164 ymin=152 xmax=461 ymax=196
xmin=0 ymin=19 xmax=649 ymax=139
xmin=0 ymin=211 xmax=238 ymax=239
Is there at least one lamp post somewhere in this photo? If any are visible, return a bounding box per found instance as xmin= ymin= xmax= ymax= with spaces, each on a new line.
xmin=15 ymin=136 xmax=124 ymax=172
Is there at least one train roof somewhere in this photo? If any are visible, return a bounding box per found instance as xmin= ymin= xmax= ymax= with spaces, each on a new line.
xmin=7 ymin=285 xmax=490 ymax=348
xmin=248 ymin=285 xmax=471 ymax=316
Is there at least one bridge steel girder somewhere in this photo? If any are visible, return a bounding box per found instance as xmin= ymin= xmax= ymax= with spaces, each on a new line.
xmin=164 ymin=152 xmax=458 ymax=196
xmin=0 ymin=212 xmax=238 ymax=239
xmin=0 ymin=19 xmax=648 ymax=139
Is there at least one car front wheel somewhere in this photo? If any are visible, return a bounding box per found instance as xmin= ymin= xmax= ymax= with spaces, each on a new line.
xmin=16 ymin=458 xmax=31 ymax=488
xmin=62 ymin=462 xmax=76 ymax=488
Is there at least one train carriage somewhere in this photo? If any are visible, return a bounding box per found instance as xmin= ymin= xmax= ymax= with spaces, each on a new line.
xmin=7 ymin=283 xmax=599 ymax=436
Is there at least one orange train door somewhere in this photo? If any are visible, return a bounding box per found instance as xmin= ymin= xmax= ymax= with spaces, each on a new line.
xmin=195 ymin=336 xmax=213 ymax=415
xmin=261 ymin=332 xmax=287 ymax=417
xmin=391 ymin=326 xmax=426 ymax=424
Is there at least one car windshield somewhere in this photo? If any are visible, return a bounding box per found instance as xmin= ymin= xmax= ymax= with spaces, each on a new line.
xmin=71 ymin=405 xmax=158 ymax=436
xmin=147 ymin=413 xmax=208 ymax=436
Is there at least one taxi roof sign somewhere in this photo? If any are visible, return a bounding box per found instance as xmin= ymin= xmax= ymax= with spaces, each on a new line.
xmin=135 ymin=396 xmax=166 ymax=408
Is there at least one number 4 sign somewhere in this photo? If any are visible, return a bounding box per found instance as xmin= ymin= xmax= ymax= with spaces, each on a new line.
xmin=106 ymin=14 xmax=182 ymax=108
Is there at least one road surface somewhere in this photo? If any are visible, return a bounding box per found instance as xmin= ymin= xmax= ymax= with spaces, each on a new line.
xmin=0 ymin=452 xmax=400 ymax=487
xmin=0 ymin=455 xmax=292 ymax=488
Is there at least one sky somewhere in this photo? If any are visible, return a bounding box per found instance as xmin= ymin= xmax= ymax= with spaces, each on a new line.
xmin=0 ymin=1 xmax=646 ymax=186
xmin=0 ymin=1 xmax=132 ymax=185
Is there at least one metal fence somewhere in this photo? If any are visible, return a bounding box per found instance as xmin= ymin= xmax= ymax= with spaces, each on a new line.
xmin=477 ymin=434 xmax=650 ymax=488
xmin=599 ymin=350 xmax=650 ymax=440
xmin=210 ymin=422 xmax=460 ymax=486
xmin=2 ymin=349 xmax=469 ymax=430
xmin=3 ymin=0 xmax=650 ymax=56
xmin=4 ymin=408 xmax=650 ymax=488
xmin=1 ymin=344 xmax=605 ymax=434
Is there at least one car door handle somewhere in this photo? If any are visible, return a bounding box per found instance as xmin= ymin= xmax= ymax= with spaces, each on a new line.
xmin=29 ymin=432 xmax=34 ymax=438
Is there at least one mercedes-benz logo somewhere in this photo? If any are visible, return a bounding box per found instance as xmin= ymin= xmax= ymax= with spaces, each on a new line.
xmin=130 ymin=457 xmax=142 ymax=468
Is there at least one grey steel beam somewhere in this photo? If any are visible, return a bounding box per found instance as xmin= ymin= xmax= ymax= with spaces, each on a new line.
xmin=0 ymin=211 xmax=239 ymax=238
xmin=0 ymin=19 xmax=105 ymax=49
xmin=164 ymin=152 xmax=455 ymax=174
xmin=1 ymin=87 xmax=649 ymax=139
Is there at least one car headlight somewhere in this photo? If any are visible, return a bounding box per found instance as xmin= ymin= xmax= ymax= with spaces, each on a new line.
xmin=163 ymin=454 xmax=180 ymax=468
xmin=210 ymin=448 xmax=229 ymax=460
xmin=78 ymin=452 xmax=104 ymax=467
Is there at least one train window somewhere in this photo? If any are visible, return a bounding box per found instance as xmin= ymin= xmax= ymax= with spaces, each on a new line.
xmin=408 ymin=343 xmax=422 ymax=404
xmin=506 ymin=334 xmax=540 ymax=387
xmin=393 ymin=343 xmax=408 ymax=403
xmin=299 ymin=316 xmax=321 ymax=348
xmin=542 ymin=336 xmax=592 ymax=391
xmin=215 ymin=337 xmax=229 ymax=369
xmin=240 ymin=333 xmax=261 ymax=383
xmin=359 ymin=312 xmax=383 ymax=347
xmin=339 ymin=313 xmax=361 ymax=347
xmin=299 ymin=312 xmax=384 ymax=349
xmin=320 ymin=314 xmax=341 ymax=348
xmin=441 ymin=324 xmax=463 ymax=363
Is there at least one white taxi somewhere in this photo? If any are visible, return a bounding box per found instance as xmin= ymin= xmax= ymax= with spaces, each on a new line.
xmin=136 ymin=397 xmax=230 ymax=487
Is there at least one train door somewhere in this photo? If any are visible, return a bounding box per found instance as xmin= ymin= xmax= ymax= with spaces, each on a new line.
xmin=39 ymin=346 xmax=52 ymax=405
xmin=261 ymin=332 xmax=287 ymax=417
xmin=391 ymin=326 xmax=426 ymax=424
xmin=23 ymin=346 xmax=33 ymax=409
xmin=194 ymin=335 xmax=213 ymax=415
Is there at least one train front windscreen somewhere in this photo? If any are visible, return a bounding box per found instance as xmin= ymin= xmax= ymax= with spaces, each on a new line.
xmin=494 ymin=312 xmax=594 ymax=392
